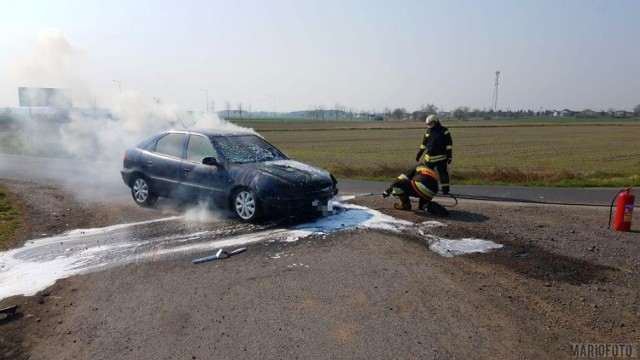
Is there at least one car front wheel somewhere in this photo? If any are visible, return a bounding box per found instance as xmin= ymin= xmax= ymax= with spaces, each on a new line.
xmin=131 ymin=175 xmax=157 ymax=207
xmin=232 ymin=188 xmax=260 ymax=222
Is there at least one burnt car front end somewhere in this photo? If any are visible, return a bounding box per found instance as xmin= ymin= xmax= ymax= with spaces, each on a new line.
xmin=231 ymin=160 xmax=339 ymax=220
xmin=259 ymin=174 xmax=338 ymax=219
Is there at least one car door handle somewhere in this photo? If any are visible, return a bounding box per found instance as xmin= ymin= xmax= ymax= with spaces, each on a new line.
xmin=183 ymin=168 xmax=192 ymax=172
xmin=145 ymin=161 xmax=153 ymax=166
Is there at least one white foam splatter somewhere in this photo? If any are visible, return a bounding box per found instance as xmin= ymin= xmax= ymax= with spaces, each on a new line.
xmin=0 ymin=243 xmax=133 ymax=299
xmin=0 ymin=203 xmax=502 ymax=300
xmin=429 ymin=238 xmax=504 ymax=258
xmin=24 ymin=217 xmax=181 ymax=246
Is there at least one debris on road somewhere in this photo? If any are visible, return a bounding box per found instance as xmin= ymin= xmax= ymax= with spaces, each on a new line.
xmin=0 ymin=305 xmax=19 ymax=319
xmin=192 ymin=247 xmax=247 ymax=265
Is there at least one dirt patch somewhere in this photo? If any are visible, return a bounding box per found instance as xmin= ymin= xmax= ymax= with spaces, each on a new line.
xmin=1 ymin=179 xmax=639 ymax=359
xmin=1 ymin=178 xmax=171 ymax=248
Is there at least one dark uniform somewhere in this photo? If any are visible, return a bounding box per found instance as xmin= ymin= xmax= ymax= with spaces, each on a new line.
xmin=383 ymin=165 xmax=448 ymax=216
xmin=415 ymin=121 xmax=453 ymax=194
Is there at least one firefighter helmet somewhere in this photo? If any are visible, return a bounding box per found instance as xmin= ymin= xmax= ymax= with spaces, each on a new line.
xmin=426 ymin=115 xmax=439 ymax=124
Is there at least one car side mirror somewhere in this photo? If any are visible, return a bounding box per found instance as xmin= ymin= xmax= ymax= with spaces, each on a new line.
xmin=202 ymin=157 xmax=219 ymax=166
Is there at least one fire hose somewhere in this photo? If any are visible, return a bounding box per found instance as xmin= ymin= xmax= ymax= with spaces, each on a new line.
xmin=334 ymin=192 xmax=459 ymax=207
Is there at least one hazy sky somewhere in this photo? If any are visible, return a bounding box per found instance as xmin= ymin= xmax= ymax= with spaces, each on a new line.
xmin=1 ymin=0 xmax=639 ymax=112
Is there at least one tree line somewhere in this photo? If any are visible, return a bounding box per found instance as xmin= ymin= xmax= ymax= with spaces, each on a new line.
xmin=218 ymin=102 xmax=640 ymax=121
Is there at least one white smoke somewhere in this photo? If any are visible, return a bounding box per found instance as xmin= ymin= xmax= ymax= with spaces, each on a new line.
xmin=9 ymin=28 xmax=252 ymax=161
xmin=60 ymin=91 xmax=247 ymax=162
xmin=13 ymin=29 xmax=79 ymax=86
xmin=183 ymin=200 xmax=224 ymax=223
xmin=4 ymin=28 xmax=253 ymax=205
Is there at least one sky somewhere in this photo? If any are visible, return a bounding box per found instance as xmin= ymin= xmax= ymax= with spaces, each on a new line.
xmin=1 ymin=0 xmax=639 ymax=113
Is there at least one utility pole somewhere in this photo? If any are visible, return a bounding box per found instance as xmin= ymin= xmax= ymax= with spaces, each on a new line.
xmin=492 ymin=71 xmax=500 ymax=112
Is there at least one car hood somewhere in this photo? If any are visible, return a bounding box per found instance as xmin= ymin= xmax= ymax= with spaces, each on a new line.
xmin=250 ymin=160 xmax=332 ymax=185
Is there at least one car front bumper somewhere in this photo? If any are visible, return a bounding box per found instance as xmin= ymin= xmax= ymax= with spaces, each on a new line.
xmin=261 ymin=190 xmax=336 ymax=219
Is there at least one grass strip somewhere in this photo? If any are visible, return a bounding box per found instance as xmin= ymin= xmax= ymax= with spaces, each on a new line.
xmin=0 ymin=184 xmax=20 ymax=249
xmin=322 ymin=164 xmax=639 ymax=188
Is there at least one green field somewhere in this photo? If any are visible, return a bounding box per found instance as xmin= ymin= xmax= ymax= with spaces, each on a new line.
xmin=1 ymin=117 xmax=639 ymax=187
xmin=234 ymin=118 xmax=640 ymax=187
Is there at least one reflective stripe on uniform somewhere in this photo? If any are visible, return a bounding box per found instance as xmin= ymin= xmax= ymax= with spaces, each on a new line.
xmin=415 ymin=166 xmax=437 ymax=178
xmin=391 ymin=187 xmax=405 ymax=195
xmin=446 ymin=145 xmax=452 ymax=150
xmin=424 ymin=154 xmax=447 ymax=162
xmin=410 ymin=181 xmax=435 ymax=200
xmin=397 ymin=174 xmax=409 ymax=180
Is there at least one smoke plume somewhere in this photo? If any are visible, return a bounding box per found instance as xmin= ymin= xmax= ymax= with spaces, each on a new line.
xmin=3 ymin=29 xmax=251 ymax=219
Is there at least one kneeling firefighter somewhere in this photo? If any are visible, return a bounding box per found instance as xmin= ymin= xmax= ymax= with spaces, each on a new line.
xmin=382 ymin=165 xmax=449 ymax=216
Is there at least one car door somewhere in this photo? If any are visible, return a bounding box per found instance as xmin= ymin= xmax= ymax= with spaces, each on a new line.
xmin=138 ymin=132 xmax=186 ymax=197
xmin=177 ymin=134 xmax=228 ymax=204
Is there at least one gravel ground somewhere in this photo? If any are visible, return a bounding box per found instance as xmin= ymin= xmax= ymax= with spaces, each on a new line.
xmin=0 ymin=179 xmax=638 ymax=359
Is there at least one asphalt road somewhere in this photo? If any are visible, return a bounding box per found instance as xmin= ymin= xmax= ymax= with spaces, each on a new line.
xmin=339 ymin=179 xmax=623 ymax=207
xmin=0 ymin=153 xmax=624 ymax=207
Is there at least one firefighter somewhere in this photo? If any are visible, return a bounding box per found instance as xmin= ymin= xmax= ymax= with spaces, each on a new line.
xmin=382 ymin=164 xmax=449 ymax=216
xmin=415 ymin=115 xmax=453 ymax=194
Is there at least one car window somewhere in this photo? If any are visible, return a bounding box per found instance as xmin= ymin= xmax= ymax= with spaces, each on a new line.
xmin=214 ymin=135 xmax=287 ymax=163
xmin=136 ymin=134 xmax=159 ymax=150
xmin=155 ymin=133 xmax=185 ymax=158
xmin=186 ymin=135 xmax=218 ymax=163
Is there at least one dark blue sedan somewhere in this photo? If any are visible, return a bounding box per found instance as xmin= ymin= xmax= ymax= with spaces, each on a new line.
xmin=121 ymin=129 xmax=338 ymax=222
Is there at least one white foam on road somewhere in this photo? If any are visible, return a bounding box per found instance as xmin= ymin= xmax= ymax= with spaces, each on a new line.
xmin=0 ymin=243 xmax=134 ymax=300
xmin=429 ymin=238 xmax=504 ymax=258
xmin=0 ymin=203 xmax=502 ymax=300
xmin=21 ymin=216 xmax=182 ymax=247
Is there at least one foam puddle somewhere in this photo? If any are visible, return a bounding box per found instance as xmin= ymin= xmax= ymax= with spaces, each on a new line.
xmin=0 ymin=203 xmax=502 ymax=300
xmin=429 ymin=238 xmax=504 ymax=258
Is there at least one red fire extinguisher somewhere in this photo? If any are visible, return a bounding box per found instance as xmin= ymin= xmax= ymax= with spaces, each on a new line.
xmin=609 ymin=187 xmax=635 ymax=232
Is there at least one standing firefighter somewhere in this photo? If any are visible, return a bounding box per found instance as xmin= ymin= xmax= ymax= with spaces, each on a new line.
xmin=415 ymin=115 xmax=453 ymax=194
xmin=382 ymin=165 xmax=449 ymax=216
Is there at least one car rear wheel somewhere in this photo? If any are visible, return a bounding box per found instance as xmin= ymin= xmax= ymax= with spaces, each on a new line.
xmin=131 ymin=175 xmax=157 ymax=207
xmin=232 ymin=188 xmax=260 ymax=222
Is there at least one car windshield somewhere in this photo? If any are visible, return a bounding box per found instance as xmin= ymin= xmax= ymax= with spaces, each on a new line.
xmin=214 ymin=135 xmax=288 ymax=163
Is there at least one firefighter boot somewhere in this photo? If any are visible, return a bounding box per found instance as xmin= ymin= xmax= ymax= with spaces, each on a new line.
xmin=441 ymin=186 xmax=450 ymax=195
xmin=394 ymin=196 xmax=411 ymax=210
xmin=418 ymin=198 xmax=427 ymax=211
xmin=426 ymin=201 xmax=449 ymax=217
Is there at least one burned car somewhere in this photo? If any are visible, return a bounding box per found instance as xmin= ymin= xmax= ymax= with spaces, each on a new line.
xmin=120 ymin=129 xmax=338 ymax=222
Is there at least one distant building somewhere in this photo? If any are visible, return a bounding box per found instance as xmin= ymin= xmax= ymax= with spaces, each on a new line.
xmin=560 ymin=109 xmax=576 ymax=117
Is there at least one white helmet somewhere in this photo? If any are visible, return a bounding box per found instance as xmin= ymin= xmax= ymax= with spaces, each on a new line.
xmin=426 ymin=115 xmax=439 ymax=124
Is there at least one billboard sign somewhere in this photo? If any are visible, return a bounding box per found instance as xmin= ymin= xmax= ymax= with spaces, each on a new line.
xmin=18 ymin=87 xmax=72 ymax=108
